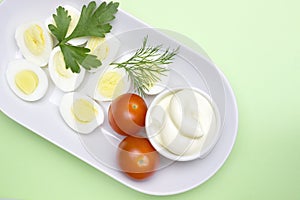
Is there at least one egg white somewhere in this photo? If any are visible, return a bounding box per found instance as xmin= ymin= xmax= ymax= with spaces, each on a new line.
xmin=48 ymin=46 xmax=86 ymax=92
xmin=6 ymin=59 xmax=49 ymax=101
xmin=15 ymin=21 xmax=53 ymax=67
xmin=59 ymin=92 xmax=104 ymax=134
xmin=85 ymin=34 xmax=121 ymax=73
xmin=92 ymin=66 xmax=131 ymax=102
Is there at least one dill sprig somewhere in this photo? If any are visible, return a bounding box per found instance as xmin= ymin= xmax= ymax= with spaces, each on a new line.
xmin=111 ymin=36 xmax=179 ymax=96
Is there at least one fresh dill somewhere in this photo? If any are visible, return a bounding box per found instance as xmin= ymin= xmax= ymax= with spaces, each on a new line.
xmin=111 ymin=36 xmax=179 ymax=96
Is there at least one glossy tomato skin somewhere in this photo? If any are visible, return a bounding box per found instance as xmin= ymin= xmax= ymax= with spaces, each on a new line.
xmin=108 ymin=93 xmax=147 ymax=136
xmin=118 ymin=136 xmax=159 ymax=180
xmin=108 ymin=106 xmax=128 ymax=136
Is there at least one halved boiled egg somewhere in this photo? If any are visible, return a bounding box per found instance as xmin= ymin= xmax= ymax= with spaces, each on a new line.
xmin=93 ymin=66 xmax=131 ymax=101
xmin=6 ymin=59 xmax=48 ymax=101
xmin=85 ymin=34 xmax=120 ymax=73
xmin=48 ymin=47 xmax=85 ymax=92
xmin=59 ymin=92 xmax=104 ymax=134
xmin=46 ymin=5 xmax=88 ymax=46
xmin=15 ymin=21 xmax=53 ymax=67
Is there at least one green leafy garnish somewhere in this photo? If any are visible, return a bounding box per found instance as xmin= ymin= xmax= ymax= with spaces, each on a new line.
xmin=60 ymin=44 xmax=101 ymax=72
xmin=111 ymin=37 xmax=179 ymax=96
xmin=66 ymin=1 xmax=119 ymax=40
xmin=48 ymin=1 xmax=119 ymax=73
xmin=48 ymin=6 xmax=71 ymax=42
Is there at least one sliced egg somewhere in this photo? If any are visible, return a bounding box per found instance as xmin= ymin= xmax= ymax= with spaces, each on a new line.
xmin=93 ymin=66 xmax=131 ymax=101
xmin=144 ymin=64 xmax=169 ymax=95
xmin=59 ymin=92 xmax=104 ymax=134
xmin=6 ymin=59 xmax=48 ymax=101
xmin=15 ymin=21 xmax=53 ymax=67
xmin=85 ymin=34 xmax=121 ymax=73
xmin=48 ymin=47 xmax=86 ymax=92
xmin=46 ymin=5 xmax=88 ymax=46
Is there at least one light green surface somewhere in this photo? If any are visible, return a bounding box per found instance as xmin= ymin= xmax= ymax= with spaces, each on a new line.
xmin=1 ymin=0 xmax=300 ymax=199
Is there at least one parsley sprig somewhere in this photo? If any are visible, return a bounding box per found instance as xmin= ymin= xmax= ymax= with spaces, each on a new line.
xmin=48 ymin=1 xmax=119 ymax=73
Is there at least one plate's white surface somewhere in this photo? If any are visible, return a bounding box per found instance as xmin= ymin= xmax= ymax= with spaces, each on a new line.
xmin=0 ymin=0 xmax=238 ymax=195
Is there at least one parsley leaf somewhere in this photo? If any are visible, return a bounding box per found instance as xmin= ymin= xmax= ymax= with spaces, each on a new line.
xmin=48 ymin=1 xmax=119 ymax=73
xmin=66 ymin=1 xmax=119 ymax=40
xmin=60 ymin=44 xmax=101 ymax=73
xmin=48 ymin=6 xmax=71 ymax=43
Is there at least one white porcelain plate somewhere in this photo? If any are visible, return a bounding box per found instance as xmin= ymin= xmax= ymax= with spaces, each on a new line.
xmin=0 ymin=0 xmax=238 ymax=195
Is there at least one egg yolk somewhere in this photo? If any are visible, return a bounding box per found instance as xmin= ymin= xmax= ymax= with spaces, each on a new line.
xmin=15 ymin=70 xmax=39 ymax=95
xmin=98 ymin=71 xmax=124 ymax=99
xmin=71 ymin=99 xmax=98 ymax=123
xmin=87 ymin=37 xmax=109 ymax=60
xmin=24 ymin=24 xmax=45 ymax=56
xmin=54 ymin=51 xmax=73 ymax=78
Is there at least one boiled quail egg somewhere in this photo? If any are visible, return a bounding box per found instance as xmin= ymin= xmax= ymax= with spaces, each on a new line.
xmin=46 ymin=5 xmax=88 ymax=46
xmin=6 ymin=59 xmax=49 ymax=101
xmin=93 ymin=66 xmax=131 ymax=102
xmin=59 ymin=92 xmax=104 ymax=134
xmin=48 ymin=47 xmax=86 ymax=92
xmin=85 ymin=34 xmax=120 ymax=73
xmin=15 ymin=21 xmax=53 ymax=67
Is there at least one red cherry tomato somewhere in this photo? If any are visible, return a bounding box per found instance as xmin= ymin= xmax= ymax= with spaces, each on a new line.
xmin=117 ymin=136 xmax=159 ymax=180
xmin=108 ymin=93 xmax=147 ymax=136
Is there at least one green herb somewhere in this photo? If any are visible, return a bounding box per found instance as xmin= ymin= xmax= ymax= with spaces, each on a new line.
xmin=48 ymin=1 xmax=119 ymax=73
xmin=111 ymin=37 xmax=179 ymax=96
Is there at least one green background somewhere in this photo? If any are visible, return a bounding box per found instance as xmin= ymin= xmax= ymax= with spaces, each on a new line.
xmin=1 ymin=0 xmax=300 ymax=199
